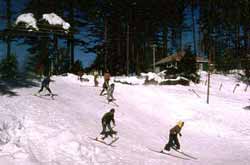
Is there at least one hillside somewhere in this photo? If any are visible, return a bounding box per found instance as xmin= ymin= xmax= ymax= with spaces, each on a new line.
xmin=0 ymin=72 xmax=250 ymax=165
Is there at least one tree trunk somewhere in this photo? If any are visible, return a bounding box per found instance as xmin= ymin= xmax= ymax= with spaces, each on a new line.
xmin=243 ymin=26 xmax=248 ymax=55
xmin=131 ymin=35 xmax=135 ymax=74
xmin=53 ymin=34 xmax=58 ymax=74
xmin=117 ymin=34 xmax=121 ymax=74
xmin=69 ymin=2 xmax=75 ymax=68
xmin=71 ymin=37 xmax=74 ymax=68
xmin=236 ymin=24 xmax=240 ymax=68
xmin=67 ymin=38 xmax=71 ymax=70
xmin=136 ymin=46 xmax=139 ymax=75
xmin=6 ymin=0 xmax=11 ymax=57
xmin=191 ymin=0 xmax=197 ymax=55
xmin=162 ymin=25 xmax=168 ymax=57
xmin=104 ymin=17 xmax=108 ymax=70
xmin=126 ymin=23 xmax=130 ymax=75
xmin=179 ymin=28 xmax=182 ymax=50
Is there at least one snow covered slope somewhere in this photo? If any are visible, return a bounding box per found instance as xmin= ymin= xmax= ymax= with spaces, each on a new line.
xmin=0 ymin=72 xmax=250 ymax=165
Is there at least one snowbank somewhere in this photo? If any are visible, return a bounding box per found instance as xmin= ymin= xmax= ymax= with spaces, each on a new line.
xmin=42 ymin=13 xmax=70 ymax=31
xmin=140 ymin=71 xmax=189 ymax=85
xmin=15 ymin=13 xmax=38 ymax=31
xmin=114 ymin=76 xmax=145 ymax=85
xmin=141 ymin=72 xmax=162 ymax=83
xmin=0 ymin=114 xmax=28 ymax=160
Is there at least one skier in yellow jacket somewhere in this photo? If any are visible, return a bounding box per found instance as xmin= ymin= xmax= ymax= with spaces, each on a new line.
xmin=161 ymin=121 xmax=184 ymax=152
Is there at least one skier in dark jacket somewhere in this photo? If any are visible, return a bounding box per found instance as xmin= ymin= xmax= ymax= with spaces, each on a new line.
xmin=162 ymin=121 xmax=184 ymax=152
xmin=37 ymin=76 xmax=53 ymax=95
xmin=97 ymin=108 xmax=117 ymax=140
xmin=107 ymin=83 xmax=115 ymax=102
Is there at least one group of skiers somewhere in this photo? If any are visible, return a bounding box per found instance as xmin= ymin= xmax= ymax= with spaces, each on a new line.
xmin=36 ymin=71 xmax=185 ymax=153
xmin=98 ymin=107 xmax=184 ymax=153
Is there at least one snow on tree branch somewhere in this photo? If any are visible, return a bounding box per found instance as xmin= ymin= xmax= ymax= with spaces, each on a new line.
xmin=15 ymin=13 xmax=38 ymax=31
xmin=42 ymin=13 xmax=70 ymax=31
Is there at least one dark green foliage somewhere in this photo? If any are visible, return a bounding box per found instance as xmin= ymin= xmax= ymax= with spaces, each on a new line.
xmin=86 ymin=0 xmax=189 ymax=75
xmin=25 ymin=37 xmax=51 ymax=76
xmin=178 ymin=48 xmax=199 ymax=82
xmin=55 ymin=48 xmax=70 ymax=75
xmin=4 ymin=0 xmax=250 ymax=78
xmin=215 ymin=49 xmax=239 ymax=73
xmin=0 ymin=54 xmax=18 ymax=79
xmin=241 ymin=54 xmax=250 ymax=82
xmin=71 ymin=60 xmax=84 ymax=74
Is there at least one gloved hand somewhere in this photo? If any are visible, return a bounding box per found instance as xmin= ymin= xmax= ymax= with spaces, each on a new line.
xmin=179 ymin=133 xmax=182 ymax=137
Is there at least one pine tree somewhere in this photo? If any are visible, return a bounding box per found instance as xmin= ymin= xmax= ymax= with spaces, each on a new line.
xmin=0 ymin=54 xmax=18 ymax=79
xmin=178 ymin=48 xmax=198 ymax=82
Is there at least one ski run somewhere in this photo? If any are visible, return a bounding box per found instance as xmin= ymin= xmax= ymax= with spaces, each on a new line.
xmin=0 ymin=71 xmax=250 ymax=165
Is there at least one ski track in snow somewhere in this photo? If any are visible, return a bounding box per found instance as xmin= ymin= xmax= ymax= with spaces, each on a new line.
xmin=0 ymin=73 xmax=250 ymax=164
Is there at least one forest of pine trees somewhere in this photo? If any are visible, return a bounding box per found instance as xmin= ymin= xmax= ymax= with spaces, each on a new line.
xmin=1 ymin=0 xmax=250 ymax=80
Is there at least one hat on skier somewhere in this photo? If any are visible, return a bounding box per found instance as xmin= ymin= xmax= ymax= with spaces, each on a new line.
xmin=177 ymin=121 xmax=184 ymax=128
xmin=110 ymin=108 xmax=115 ymax=113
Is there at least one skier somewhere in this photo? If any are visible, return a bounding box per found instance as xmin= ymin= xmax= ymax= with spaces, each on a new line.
xmin=161 ymin=121 xmax=184 ymax=152
xmin=77 ymin=70 xmax=84 ymax=82
xmin=94 ymin=70 xmax=99 ymax=87
xmin=107 ymin=83 xmax=115 ymax=102
xmin=100 ymin=70 xmax=111 ymax=95
xmin=36 ymin=75 xmax=53 ymax=97
xmin=96 ymin=108 xmax=117 ymax=141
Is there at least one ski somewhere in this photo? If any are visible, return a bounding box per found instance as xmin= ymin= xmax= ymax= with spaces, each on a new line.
xmin=171 ymin=148 xmax=197 ymax=160
xmin=148 ymin=148 xmax=190 ymax=160
xmin=89 ymin=137 xmax=116 ymax=147
xmin=108 ymin=101 xmax=119 ymax=107
xmin=108 ymin=137 xmax=119 ymax=145
xmin=33 ymin=93 xmax=55 ymax=100
xmin=101 ymin=100 xmax=119 ymax=107
xmin=43 ymin=93 xmax=58 ymax=97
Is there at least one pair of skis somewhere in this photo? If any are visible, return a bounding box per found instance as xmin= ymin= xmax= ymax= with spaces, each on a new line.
xmin=89 ymin=137 xmax=119 ymax=147
xmin=33 ymin=93 xmax=57 ymax=100
xmin=107 ymin=100 xmax=119 ymax=107
xmin=149 ymin=147 xmax=197 ymax=160
xmin=100 ymin=99 xmax=119 ymax=107
xmin=171 ymin=147 xmax=197 ymax=160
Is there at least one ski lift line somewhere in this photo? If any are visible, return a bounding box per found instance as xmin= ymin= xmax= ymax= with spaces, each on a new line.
xmin=2 ymin=29 xmax=70 ymax=37
xmin=1 ymin=31 xmax=88 ymax=45
xmin=19 ymin=25 xmax=80 ymax=34
xmin=35 ymin=22 xmax=76 ymax=30
xmin=8 ymin=30 xmax=66 ymax=37
xmin=5 ymin=26 xmax=72 ymax=34
xmin=13 ymin=26 xmax=73 ymax=34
